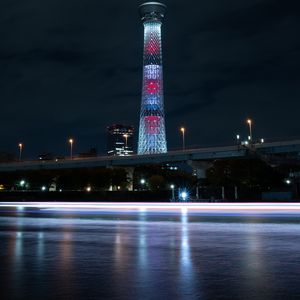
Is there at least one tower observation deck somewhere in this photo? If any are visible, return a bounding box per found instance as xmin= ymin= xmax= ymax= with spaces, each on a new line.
xmin=137 ymin=2 xmax=167 ymax=154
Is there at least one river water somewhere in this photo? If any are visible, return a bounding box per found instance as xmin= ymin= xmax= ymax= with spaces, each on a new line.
xmin=0 ymin=206 xmax=300 ymax=300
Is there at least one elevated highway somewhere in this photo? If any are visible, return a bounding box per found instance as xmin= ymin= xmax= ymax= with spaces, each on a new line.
xmin=0 ymin=139 xmax=299 ymax=172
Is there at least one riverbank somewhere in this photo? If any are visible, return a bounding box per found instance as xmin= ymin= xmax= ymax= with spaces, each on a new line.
xmin=0 ymin=191 xmax=299 ymax=202
xmin=0 ymin=191 xmax=171 ymax=202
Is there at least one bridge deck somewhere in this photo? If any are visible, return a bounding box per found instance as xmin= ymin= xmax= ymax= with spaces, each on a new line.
xmin=0 ymin=140 xmax=299 ymax=172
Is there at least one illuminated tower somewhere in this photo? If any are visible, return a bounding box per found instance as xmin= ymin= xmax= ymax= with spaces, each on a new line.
xmin=138 ymin=2 xmax=167 ymax=154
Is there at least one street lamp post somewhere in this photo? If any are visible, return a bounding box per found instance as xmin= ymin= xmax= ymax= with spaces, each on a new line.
xmin=236 ymin=134 xmax=240 ymax=145
xmin=170 ymin=184 xmax=175 ymax=201
xmin=247 ymin=119 xmax=253 ymax=141
xmin=123 ymin=134 xmax=128 ymax=148
xmin=123 ymin=134 xmax=128 ymax=155
xmin=180 ymin=127 xmax=185 ymax=150
xmin=20 ymin=180 xmax=25 ymax=189
xmin=69 ymin=138 xmax=74 ymax=160
xmin=18 ymin=143 xmax=23 ymax=161
xmin=140 ymin=178 xmax=146 ymax=191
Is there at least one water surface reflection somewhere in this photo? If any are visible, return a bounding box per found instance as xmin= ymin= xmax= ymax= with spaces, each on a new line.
xmin=0 ymin=209 xmax=300 ymax=300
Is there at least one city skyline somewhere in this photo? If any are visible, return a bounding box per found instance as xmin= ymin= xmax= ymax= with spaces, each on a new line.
xmin=0 ymin=0 xmax=299 ymax=157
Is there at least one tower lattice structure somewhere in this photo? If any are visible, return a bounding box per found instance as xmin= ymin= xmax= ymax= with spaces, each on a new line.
xmin=138 ymin=2 xmax=167 ymax=154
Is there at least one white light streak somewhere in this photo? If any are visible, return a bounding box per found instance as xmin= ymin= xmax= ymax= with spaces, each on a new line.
xmin=0 ymin=202 xmax=300 ymax=214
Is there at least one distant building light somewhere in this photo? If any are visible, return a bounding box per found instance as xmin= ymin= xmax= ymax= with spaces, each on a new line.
xmin=86 ymin=186 xmax=91 ymax=192
xmin=285 ymin=179 xmax=291 ymax=185
xmin=107 ymin=124 xmax=134 ymax=156
xmin=41 ymin=186 xmax=47 ymax=191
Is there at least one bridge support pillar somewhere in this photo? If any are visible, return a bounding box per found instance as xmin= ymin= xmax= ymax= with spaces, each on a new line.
xmin=188 ymin=161 xmax=212 ymax=179
xmin=125 ymin=167 xmax=134 ymax=191
xmin=188 ymin=161 xmax=212 ymax=199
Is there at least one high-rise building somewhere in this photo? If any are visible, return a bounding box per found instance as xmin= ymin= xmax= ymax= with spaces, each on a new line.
xmin=138 ymin=2 xmax=167 ymax=154
xmin=107 ymin=124 xmax=134 ymax=156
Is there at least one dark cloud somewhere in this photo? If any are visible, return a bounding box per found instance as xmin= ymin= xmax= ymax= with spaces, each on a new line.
xmin=0 ymin=0 xmax=299 ymax=157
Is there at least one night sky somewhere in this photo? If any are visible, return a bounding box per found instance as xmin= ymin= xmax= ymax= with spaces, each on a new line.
xmin=1 ymin=0 xmax=299 ymax=158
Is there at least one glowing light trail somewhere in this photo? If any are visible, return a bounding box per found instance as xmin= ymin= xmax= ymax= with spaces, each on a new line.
xmin=0 ymin=202 xmax=300 ymax=214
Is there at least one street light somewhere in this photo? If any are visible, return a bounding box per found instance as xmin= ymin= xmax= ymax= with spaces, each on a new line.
xmin=140 ymin=178 xmax=146 ymax=191
xmin=69 ymin=138 xmax=74 ymax=159
xmin=180 ymin=127 xmax=185 ymax=150
xmin=18 ymin=143 xmax=23 ymax=161
xmin=236 ymin=134 xmax=240 ymax=145
xmin=247 ymin=119 xmax=253 ymax=141
xmin=179 ymin=189 xmax=189 ymax=201
xmin=19 ymin=179 xmax=27 ymax=190
xmin=170 ymin=184 xmax=175 ymax=200
xmin=123 ymin=134 xmax=129 ymax=154
xmin=285 ymin=179 xmax=291 ymax=185
xmin=181 ymin=191 xmax=187 ymax=201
